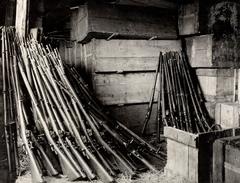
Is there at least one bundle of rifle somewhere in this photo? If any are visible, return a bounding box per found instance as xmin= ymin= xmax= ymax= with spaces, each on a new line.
xmin=142 ymin=52 xmax=215 ymax=138
xmin=1 ymin=27 xmax=163 ymax=182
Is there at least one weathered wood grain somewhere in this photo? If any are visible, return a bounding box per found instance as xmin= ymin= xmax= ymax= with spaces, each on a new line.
xmin=71 ymin=3 xmax=177 ymax=42
xmin=165 ymin=127 xmax=240 ymax=183
xmin=194 ymin=68 xmax=235 ymax=102
xmin=215 ymin=103 xmax=240 ymax=129
xmin=93 ymin=73 xmax=159 ymax=105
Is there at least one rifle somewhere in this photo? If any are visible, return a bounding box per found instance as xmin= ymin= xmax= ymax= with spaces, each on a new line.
xmin=179 ymin=53 xmax=210 ymax=132
xmin=7 ymin=35 xmax=162 ymax=182
xmin=18 ymin=61 xmax=81 ymax=181
xmin=2 ymin=27 xmax=16 ymax=181
xmin=53 ymin=55 xmax=135 ymax=176
xmin=64 ymin=65 xmax=160 ymax=157
xmin=141 ymin=52 xmax=161 ymax=136
xmin=13 ymin=51 xmax=44 ymax=183
xmin=29 ymin=50 xmax=94 ymax=180
xmin=163 ymin=54 xmax=176 ymax=128
xmin=174 ymin=53 xmax=191 ymax=132
xmin=31 ymin=44 xmax=114 ymax=182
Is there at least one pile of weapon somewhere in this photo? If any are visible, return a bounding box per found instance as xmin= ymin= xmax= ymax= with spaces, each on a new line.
xmin=142 ymin=52 xmax=214 ymax=137
xmin=1 ymin=27 xmax=162 ymax=182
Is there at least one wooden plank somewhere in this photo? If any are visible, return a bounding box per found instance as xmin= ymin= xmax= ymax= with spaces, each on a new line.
xmin=197 ymin=128 xmax=236 ymax=148
xmin=165 ymin=128 xmax=240 ymax=183
xmin=88 ymin=39 xmax=181 ymax=72
xmin=213 ymin=139 xmax=225 ymax=183
xmin=213 ymin=136 xmax=240 ymax=183
xmin=178 ymin=0 xmax=199 ymax=35
xmin=15 ymin=0 xmax=28 ymax=37
xmin=186 ymin=35 xmax=213 ymax=67
xmin=225 ymin=163 xmax=240 ymax=183
xmin=93 ymin=73 xmax=159 ymax=105
xmin=215 ymin=103 xmax=240 ymax=129
xmin=164 ymin=127 xmax=197 ymax=148
xmin=71 ymin=3 xmax=177 ymax=42
xmin=165 ymin=139 xmax=190 ymax=179
xmin=195 ymin=69 xmax=234 ymax=77
xmin=93 ymin=39 xmax=181 ymax=58
xmin=114 ymin=0 xmax=176 ymax=9
xmin=188 ymin=146 xmax=198 ymax=182
xmin=195 ymin=69 xmax=235 ymax=102
xmin=95 ymin=57 xmax=158 ymax=72
xmin=225 ymin=144 xmax=240 ymax=168
xmin=225 ymin=141 xmax=240 ymax=183
xmin=198 ymin=76 xmax=217 ymax=96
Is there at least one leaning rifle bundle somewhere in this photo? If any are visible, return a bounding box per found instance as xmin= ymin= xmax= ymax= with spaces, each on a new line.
xmin=1 ymin=27 xmax=162 ymax=183
xmin=142 ymin=52 xmax=215 ymax=137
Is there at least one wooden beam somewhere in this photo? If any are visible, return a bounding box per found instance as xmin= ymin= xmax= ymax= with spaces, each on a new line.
xmin=15 ymin=0 xmax=28 ymax=37
xmin=113 ymin=0 xmax=176 ymax=9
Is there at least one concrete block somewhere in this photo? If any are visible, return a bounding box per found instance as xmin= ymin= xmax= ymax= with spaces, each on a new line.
xmin=215 ymin=103 xmax=240 ymax=129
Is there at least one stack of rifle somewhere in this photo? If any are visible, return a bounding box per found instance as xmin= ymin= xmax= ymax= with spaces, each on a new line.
xmin=142 ymin=52 xmax=214 ymax=137
xmin=1 ymin=27 xmax=162 ymax=182
xmin=1 ymin=26 xmax=18 ymax=181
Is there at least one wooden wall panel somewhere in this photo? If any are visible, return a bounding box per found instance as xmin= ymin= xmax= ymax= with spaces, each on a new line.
xmin=93 ymin=73 xmax=159 ymax=105
xmin=88 ymin=39 xmax=181 ymax=71
xmin=195 ymin=69 xmax=235 ymax=102
xmin=71 ymin=3 xmax=177 ymax=43
xmin=59 ymin=39 xmax=181 ymax=105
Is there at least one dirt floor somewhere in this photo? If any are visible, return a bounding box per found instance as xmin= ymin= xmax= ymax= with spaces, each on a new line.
xmin=16 ymin=171 xmax=189 ymax=183
xmin=16 ymin=136 xmax=179 ymax=183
